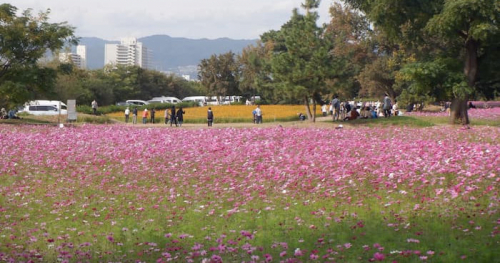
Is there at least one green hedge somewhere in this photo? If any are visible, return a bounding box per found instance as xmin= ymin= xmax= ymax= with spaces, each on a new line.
xmin=76 ymin=102 xmax=199 ymax=115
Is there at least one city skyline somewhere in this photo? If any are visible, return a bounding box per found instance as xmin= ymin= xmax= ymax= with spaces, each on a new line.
xmin=12 ymin=0 xmax=335 ymax=40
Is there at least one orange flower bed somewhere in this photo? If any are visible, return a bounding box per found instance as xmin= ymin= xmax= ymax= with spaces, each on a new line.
xmin=107 ymin=105 xmax=324 ymax=122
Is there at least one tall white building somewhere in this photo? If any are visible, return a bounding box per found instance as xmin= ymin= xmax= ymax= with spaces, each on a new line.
xmin=59 ymin=45 xmax=87 ymax=69
xmin=104 ymin=37 xmax=151 ymax=69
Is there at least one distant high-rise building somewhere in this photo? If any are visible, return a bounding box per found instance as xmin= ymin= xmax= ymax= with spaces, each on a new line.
xmin=59 ymin=45 xmax=87 ymax=69
xmin=104 ymin=37 xmax=151 ymax=69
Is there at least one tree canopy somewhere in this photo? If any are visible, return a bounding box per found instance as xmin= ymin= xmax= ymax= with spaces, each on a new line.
xmin=343 ymin=0 xmax=500 ymax=124
xmin=0 ymin=4 xmax=77 ymax=107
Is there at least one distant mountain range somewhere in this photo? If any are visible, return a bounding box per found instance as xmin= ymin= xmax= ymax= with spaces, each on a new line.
xmin=78 ymin=35 xmax=257 ymax=78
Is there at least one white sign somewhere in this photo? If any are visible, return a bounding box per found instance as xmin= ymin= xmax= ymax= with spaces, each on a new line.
xmin=67 ymin=100 xmax=77 ymax=121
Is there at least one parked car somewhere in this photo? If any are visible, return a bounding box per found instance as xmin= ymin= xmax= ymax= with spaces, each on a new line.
xmin=20 ymin=100 xmax=68 ymax=115
xmin=182 ymin=96 xmax=207 ymax=106
xmin=147 ymin=96 xmax=181 ymax=104
xmin=116 ymin=101 xmax=132 ymax=106
xmin=125 ymin=100 xmax=149 ymax=106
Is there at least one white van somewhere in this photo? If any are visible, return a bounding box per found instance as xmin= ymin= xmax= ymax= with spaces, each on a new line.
xmin=221 ymin=96 xmax=243 ymax=105
xmin=182 ymin=96 xmax=207 ymax=106
xmin=147 ymin=96 xmax=181 ymax=104
xmin=21 ymin=100 xmax=68 ymax=115
xmin=125 ymin=100 xmax=149 ymax=106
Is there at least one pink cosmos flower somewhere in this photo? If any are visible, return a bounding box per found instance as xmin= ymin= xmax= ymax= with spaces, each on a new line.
xmin=373 ymin=252 xmax=385 ymax=261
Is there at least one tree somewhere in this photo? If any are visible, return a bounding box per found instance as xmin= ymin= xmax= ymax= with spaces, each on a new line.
xmin=323 ymin=3 xmax=371 ymax=100
xmin=426 ymin=0 xmax=500 ymax=125
xmin=266 ymin=0 xmax=336 ymax=121
xmin=343 ymin=0 xmax=500 ymax=125
xmin=0 ymin=4 xmax=77 ymax=108
xmin=238 ymin=42 xmax=287 ymax=104
xmin=198 ymin=52 xmax=239 ymax=101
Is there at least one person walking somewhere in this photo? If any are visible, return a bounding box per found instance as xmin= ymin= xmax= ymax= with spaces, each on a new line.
xmin=91 ymin=100 xmax=98 ymax=115
xmin=254 ymin=105 xmax=262 ymax=124
xmin=170 ymin=106 xmax=178 ymax=127
xmin=132 ymin=107 xmax=138 ymax=124
xmin=142 ymin=108 xmax=149 ymax=124
xmin=150 ymin=108 xmax=156 ymax=124
xmin=207 ymin=107 xmax=214 ymax=126
xmin=176 ymin=107 xmax=185 ymax=127
xmin=164 ymin=108 xmax=170 ymax=125
xmin=331 ymin=95 xmax=340 ymax=121
xmin=383 ymin=94 xmax=392 ymax=118
xmin=124 ymin=107 xmax=130 ymax=123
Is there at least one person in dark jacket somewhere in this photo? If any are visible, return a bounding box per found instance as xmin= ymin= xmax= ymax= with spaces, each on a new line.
xmin=170 ymin=106 xmax=178 ymax=127
xmin=176 ymin=107 xmax=185 ymax=127
xmin=207 ymin=107 xmax=214 ymax=126
xmin=132 ymin=107 xmax=138 ymax=124
xmin=150 ymin=108 xmax=156 ymax=124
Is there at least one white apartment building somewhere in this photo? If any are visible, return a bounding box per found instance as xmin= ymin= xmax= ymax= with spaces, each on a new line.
xmin=59 ymin=45 xmax=87 ymax=69
xmin=104 ymin=37 xmax=151 ymax=69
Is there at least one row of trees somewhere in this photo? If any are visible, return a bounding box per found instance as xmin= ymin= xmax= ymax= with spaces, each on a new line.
xmin=198 ymin=0 xmax=500 ymax=123
xmin=0 ymin=3 xmax=202 ymax=108
xmin=52 ymin=63 xmax=202 ymax=107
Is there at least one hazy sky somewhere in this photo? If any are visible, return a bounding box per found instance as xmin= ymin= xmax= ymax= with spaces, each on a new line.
xmin=12 ymin=0 xmax=336 ymax=40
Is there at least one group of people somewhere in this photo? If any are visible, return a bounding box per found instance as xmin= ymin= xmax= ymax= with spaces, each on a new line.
xmin=0 ymin=108 xmax=20 ymax=119
xmin=325 ymin=94 xmax=398 ymax=122
xmin=252 ymin=105 xmax=263 ymax=124
xmin=124 ymin=106 xmax=215 ymax=127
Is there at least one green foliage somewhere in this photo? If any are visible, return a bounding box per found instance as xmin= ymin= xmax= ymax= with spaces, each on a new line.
xmin=238 ymin=43 xmax=276 ymax=102
xmin=198 ymin=52 xmax=240 ymax=99
xmin=77 ymin=115 xmax=113 ymax=124
xmin=77 ymin=102 xmax=197 ymax=115
xmin=0 ymin=4 xmax=77 ymax=108
xmin=323 ymin=3 xmax=371 ymax=99
xmin=398 ymin=58 xmax=463 ymax=100
xmin=265 ymin=2 xmax=339 ymax=119
xmin=426 ymin=0 xmax=500 ymax=41
xmin=343 ymin=0 xmax=500 ymax=124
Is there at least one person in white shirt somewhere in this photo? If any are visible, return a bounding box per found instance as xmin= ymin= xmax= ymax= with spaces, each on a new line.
xmin=392 ymin=100 xmax=399 ymax=116
xmin=124 ymin=107 xmax=130 ymax=123
xmin=255 ymin=105 xmax=262 ymax=124
xmin=321 ymin=104 xmax=327 ymax=117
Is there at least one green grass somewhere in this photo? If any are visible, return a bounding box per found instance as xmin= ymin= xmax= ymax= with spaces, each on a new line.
xmin=342 ymin=116 xmax=436 ymax=127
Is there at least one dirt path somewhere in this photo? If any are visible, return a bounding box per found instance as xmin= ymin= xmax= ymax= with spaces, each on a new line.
xmin=119 ymin=115 xmax=340 ymax=129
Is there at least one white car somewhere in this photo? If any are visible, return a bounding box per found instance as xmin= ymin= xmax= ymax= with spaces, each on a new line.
xmin=20 ymin=100 xmax=68 ymax=115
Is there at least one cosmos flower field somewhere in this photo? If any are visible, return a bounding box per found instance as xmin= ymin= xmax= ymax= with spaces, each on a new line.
xmin=0 ymin=124 xmax=498 ymax=262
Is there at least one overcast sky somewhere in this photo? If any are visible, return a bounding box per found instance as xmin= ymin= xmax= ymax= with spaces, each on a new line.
xmin=12 ymin=0 xmax=337 ymax=40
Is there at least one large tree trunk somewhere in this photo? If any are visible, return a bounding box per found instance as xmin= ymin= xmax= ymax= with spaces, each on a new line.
xmin=450 ymin=98 xmax=469 ymax=125
xmin=451 ymin=38 xmax=478 ymax=126
xmin=305 ymin=96 xmax=315 ymax=122
xmin=312 ymin=99 xmax=316 ymax=122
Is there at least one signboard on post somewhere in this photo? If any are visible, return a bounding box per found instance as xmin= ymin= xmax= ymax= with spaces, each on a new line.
xmin=67 ymin=100 xmax=77 ymax=122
